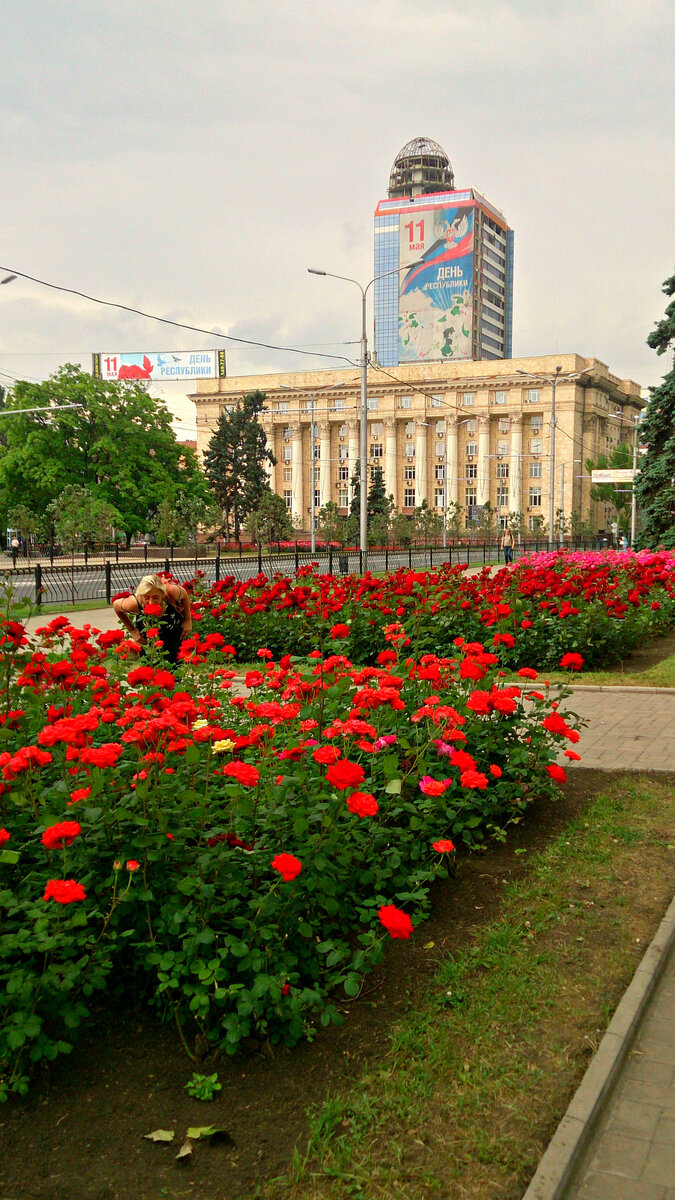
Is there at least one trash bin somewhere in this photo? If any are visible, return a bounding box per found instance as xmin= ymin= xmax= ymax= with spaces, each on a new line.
xmin=339 ymin=554 xmax=349 ymax=575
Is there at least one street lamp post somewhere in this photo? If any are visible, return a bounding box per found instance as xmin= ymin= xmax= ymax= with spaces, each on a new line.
xmin=308 ymin=262 xmax=421 ymax=557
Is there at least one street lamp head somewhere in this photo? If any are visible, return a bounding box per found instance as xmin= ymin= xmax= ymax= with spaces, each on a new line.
xmin=0 ymin=274 xmax=17 ymax=286
xmin=307 ymin=268 xmax=327 ymax=276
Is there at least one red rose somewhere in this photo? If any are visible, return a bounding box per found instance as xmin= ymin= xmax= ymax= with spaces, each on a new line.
xmin=41 ymin=821 xmax=82 ymax=850
xmin=330 ymin=624 xmax=350 ymax=639
xmin=546 ymin=763 xmax=568 ymax=783
xmin=43 ymin=879 xmax=86 ymax=904
xmin=271 ymin=852 xmax=302 ymax=882
xmin=346 ymin=791 xmax=379 ymax=817
xmin=459 ymin=769 xmax=489 ymax=790
xmin=312 ymin=745 xmax=341 ymax=765
xmin=325 ymin=760 xmax=366 ymax=791
xmin=0 ymin=828 xmax=10 ymax=845
xmin=517 ymin=667 xmax=538 ymax=679
xmin=126 ymin=859 xmax=140 ymax=872
xmin=560 ymin=652 xmax=584 ymax=671
xmin=432 ymin=839 xmax=455 ymax=853
xmin=143 ymin=602 xmax=163 ymax=616
xmin=222 ymin=761 xmax=261 ymax=787
xmin=489 ymin=764 xmax=503 ymax=777
xmin=68 ymin=786 xmax=91 ymax=805
xmin=378 ymin=904 xmax=414 ymax=940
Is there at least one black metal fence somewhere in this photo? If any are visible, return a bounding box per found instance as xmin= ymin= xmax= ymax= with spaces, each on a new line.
xmin=2 ymin=539 xmax=601 ymax=608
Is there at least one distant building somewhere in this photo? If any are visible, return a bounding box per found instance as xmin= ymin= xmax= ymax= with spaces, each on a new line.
xmin=374 ymin=137 xmax=514 ymax=367
xmin=191 ymin=355 xmax=642 ymax=536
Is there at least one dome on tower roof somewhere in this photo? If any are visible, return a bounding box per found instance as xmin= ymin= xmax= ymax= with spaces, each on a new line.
xmin=388 ymin=136 xmax=455 ymax=198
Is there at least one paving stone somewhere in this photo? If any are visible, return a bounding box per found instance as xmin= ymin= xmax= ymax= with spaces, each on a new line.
xmin=642 ymin=1142 xmax=675 ymax=1187
xmin=575 ymin=1171 xmax=666 ymax=1198
xmin=606 ymin=1097 xmax=663 ymax=1139
xmin=586 ymin=1131 xmax=651 ymax=1178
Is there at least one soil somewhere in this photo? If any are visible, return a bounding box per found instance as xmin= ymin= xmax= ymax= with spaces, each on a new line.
xmin=1 ymin=769 xmax=671 ymax=1200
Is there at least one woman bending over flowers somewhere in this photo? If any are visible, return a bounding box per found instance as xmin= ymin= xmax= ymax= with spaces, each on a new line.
xmin=112 ymin=574 xmax=192 ymax=665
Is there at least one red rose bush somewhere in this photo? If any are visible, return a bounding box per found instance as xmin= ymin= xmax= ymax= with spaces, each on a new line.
xmin=0 ymin=581 xmax=596 ymax=1100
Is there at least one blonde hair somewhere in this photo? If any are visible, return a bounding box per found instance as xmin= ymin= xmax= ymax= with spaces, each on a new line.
xmin=135 ymin=574 xmax=170 ymax=602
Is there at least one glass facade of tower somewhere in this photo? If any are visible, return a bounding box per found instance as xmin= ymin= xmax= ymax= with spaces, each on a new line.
xmin=373 ymin=189 xmax=513 ymax=367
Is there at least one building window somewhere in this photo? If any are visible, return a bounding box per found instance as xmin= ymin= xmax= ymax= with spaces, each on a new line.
xmin=436 ymin=421 xmax=446 ymax=435
xmin=283 ymin=425 xmax=293 ymax=440
xmin=529 ymin=439 xmax=542 ymax=454
xmin=466 ymin=442 xmax=477 ymax=456
xmin=404 ymin=464 xmax=415 ymax=481
xmin=497 ymin=440 xmax=509 ymax=455
xmin=338 ymin=465 xmax=349 ymax=481
xmin=530 ymin=416 xmax=542 ymax=431
xmin=330 ymin=397 xmax=345 ymax=411
xmin=339 ymin=445 xmax=349 ymax=461
xmin=404 ymin=443 xmax=415 ymax=458
xmin=282 ymin=466 xmax=292 ymax=482
xmin=527 ymin=389 xmax=541 ymax=404
xmin=436 ymin=448 xmax=445 ymax=460
xmin=529 ymin=487 xmax=542 ymax=507
xmin=367 ymin=397 xmax=379 ymax=411
xmin=431 ymin=394 xmax=444 ymax=407
xmin=465 ymin=487 xmax=477 ymax=507
xmin=466 ymin=463 xmax=478 ymax=480
xmin=283 ymin=490 xmax=292 ymax=509
xmin=434 ymin=488 xmax=445 ymax=508
xmin=339 ymin=424 xmax=348 ymax=438
xmin=465 ymin=418 xmax=477 ymax=433
xmin=400 ymin=395 xmax=412 ymax=409
xmin=404 ymin=487 xmax=415 ymax=507
xmin=313 ymin=443 xmax=320 ymax=459
xmin=338 ymin=487 xmax=349 ymax=508
xmin=405 ymin=421 xmax=415 ymax=437
xmin=497 ymin=462 xmax=509 ymax=478
xmin=529 ymin=461 xmax=542 ymax=478
xmin=370 ymin=443 xmax=383 ymax=458
xmin=313 ymin=466 xmax=320 ymax=483
xmin=497 ymin=486 xmax=509 ymax=508
xmin=277 ymin=403 xmax=289 ymax=413
xmin=282 ymin=446 xmax=292 ymax=462
xmin=462 ymin=392 xmax=475 ymax=406
xmin=370 ymin=422 xmax=382 ymax=437
xmin=314 ymin=488 xmax=321 ymax=509
xmin=434 ymin=464 xmax=445 ymax=480
xmin=494 ymin=390 xmax=507 ymax=405
xmin=498 ymin=417 xmax=510 ymax=433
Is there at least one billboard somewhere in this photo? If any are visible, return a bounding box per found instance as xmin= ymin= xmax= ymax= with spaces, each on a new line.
xmin=591 ymin=469 xmax=636 ymax=484
xmin=92 ymin=350 xmax=226 ymax=381
xmin=398 ymin=203 xmax=474 ymax=363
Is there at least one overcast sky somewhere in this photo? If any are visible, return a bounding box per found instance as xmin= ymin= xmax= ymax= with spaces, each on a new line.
xmin=1 ymin=0 xmax=673 ymax=434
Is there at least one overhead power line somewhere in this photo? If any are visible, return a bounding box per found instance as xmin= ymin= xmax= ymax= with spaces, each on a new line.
xmin=0 ymin=266 xmax=360 ymax=366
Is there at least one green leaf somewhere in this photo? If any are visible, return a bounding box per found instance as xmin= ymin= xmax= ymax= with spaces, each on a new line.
xmin=343 ymin=974 xmax=361 ymax=997
xmin=385 ymin=778 xmax=402 ymax=795
xmin=0 ymin=850 xmax=19 ymax=865
xmin=144 ymin=1129 xmax=175 ymax=1142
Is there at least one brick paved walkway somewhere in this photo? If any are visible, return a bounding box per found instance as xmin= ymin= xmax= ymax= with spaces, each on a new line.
xmin=564 ymin=688 xmax=675 ymax=772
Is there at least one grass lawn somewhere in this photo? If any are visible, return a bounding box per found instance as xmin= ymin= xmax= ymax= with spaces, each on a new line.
xmin=530 ymin=653 xmax=675 ymax=690
xmin=259 ymin=775 xmax=675 ymax=1200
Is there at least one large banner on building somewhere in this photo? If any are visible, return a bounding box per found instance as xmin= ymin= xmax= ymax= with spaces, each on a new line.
xmin=398 ymin=204 xmax=474 ymax=362
xmin=92 ymin=350 xmax=226 ymax=381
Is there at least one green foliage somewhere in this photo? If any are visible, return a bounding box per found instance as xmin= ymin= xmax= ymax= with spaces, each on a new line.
xmin=317 ymin=501 xmax=347 ymax=547
xmin=635 ymin=272 xmax=675 ymax=549
xmin=152 ymin=493 xmax=220 ymax=548
xmin=47 ymin=485 xmax=123 ymax=552
xmin=247 ymin=491 xmax=293 ymax=545
xmin=202 ymin=391 xmax=275 ymax=539
xmin=646 ymin=271 xmax=675 ymax=355
xmin=185 ymin=1072 xmax=222 ymax=1101
xmin=412 ymin=501 xmax=442 ymax=543
xmin=586 ymin=441 xmax=634 ymax=526
xmin=0 ymin=366 xmax=206 ymax=543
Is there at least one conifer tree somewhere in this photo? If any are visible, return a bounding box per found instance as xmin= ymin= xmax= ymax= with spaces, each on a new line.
xmin=635 ymin=272 xmax=675 ymax=548
xmin=203 ymin=390 xmax=276 ymax=540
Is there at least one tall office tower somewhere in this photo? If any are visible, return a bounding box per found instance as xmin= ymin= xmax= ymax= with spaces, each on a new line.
xmin=374 ymin=137 xmax=514 ymax=367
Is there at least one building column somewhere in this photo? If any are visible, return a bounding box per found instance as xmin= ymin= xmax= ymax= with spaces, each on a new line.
xmin=263 ymin=425 xmax=276 ymax=493
xmin=509 ymin=415 xmax=523 ymax=517
xmin=478 ymin=416 xmax=490 ymax=507
xmin=415 ymin=421 xmax=428 ymax=508
xmin=347 ymin=420 xmax=359 ymax=472
xmin=319 ymin=422 xmax=331 ymax=509
xmin=384 ymin=418 xmax=397 ymax=504
xmin=291 ymin=423 xmax=304 ymax=528
xmin=446 ymin=415 xmax=459 ymax=505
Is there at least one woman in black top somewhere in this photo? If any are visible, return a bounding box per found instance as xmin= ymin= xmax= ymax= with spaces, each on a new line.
xmin=112 ymin=574 xmax=192 ymax=665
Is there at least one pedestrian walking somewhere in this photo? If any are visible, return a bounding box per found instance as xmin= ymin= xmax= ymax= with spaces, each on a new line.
xmin=500 ymin=526 xmax=514 ymax=565
xmin=10 ymin=537 xmax=19 ymax=567
xmin=112 ymin=574 xmax=192 ymax=665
